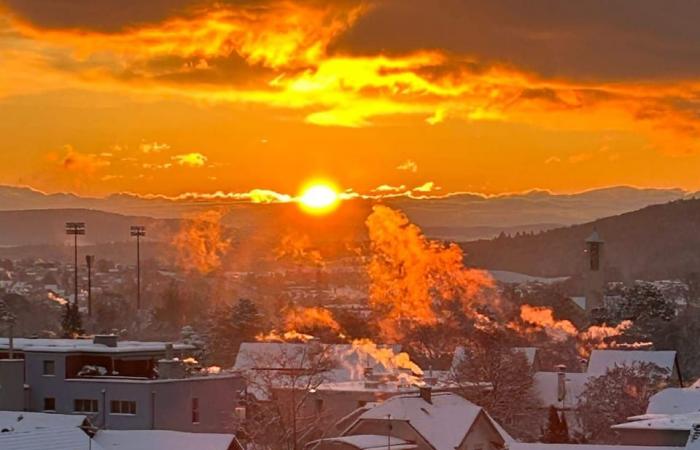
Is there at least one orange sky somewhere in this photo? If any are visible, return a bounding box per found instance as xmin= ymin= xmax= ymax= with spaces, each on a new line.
xmin=1 ymin=0 xmax=700 ymax=199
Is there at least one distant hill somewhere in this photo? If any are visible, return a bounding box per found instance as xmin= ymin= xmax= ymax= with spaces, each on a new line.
xmin=0 ymin=209 xmax=180 ymax=247
xmin=0 ymin=185 xmax=689 ymax=242
xmin=461 ymin=198 xmax=700 ymax=280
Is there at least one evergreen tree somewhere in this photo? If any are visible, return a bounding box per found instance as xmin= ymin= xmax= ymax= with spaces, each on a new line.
xmin=61 ymin=302 xmax=84 ymax=338
xmin=541 ymin=405 xmax=569 ymax=443
xmin=207 ymin=298 xmax=263 ymax=367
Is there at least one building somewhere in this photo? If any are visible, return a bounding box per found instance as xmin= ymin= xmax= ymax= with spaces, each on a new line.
xmin=0 ymin=336 xmax=244 ymax=433
xmin=532 ymin=350 xmax=682 ymax=433
xmin=610 ymin=386 xmax=700 ymax=446
xmin=583 ymin=229 xmax=605 ymax=316
xmin=307 ymin=390 xmax=512 ymax=450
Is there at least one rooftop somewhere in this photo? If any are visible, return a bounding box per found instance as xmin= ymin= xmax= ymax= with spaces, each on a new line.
xmin=586 ymin=350 xmax=677 ymax=375
xmin=0 ymin=337 xmax=195 ymax=354
xmin=350 ymin=392 xmax=512 ymax=450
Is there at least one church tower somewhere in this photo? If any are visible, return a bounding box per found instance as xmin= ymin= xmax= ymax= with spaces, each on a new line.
xmin=583 ymin=229 xmax=605 ymax=316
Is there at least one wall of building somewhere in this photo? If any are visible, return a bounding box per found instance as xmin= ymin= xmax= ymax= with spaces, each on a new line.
xmin=22 ymin=351 xmax=243 ymax=433
xmin=459 ymin=413 xmax=504 ymax=450
xmin=616 ymin=428 xmax=689 ymax=447
xmin=0 ymin=359 xmax=24 ymax=410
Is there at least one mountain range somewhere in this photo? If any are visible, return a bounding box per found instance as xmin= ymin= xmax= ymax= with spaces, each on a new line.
xmin=0 ymin=185 xmax=689 ymax=243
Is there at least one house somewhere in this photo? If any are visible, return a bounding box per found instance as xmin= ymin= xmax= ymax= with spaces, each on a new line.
xmin=307 ymin=390 xmax=512 ymax=450
xmin=0 ymin=335 xmax=244 ymax=433
xmin=610 ymin=387 xmax=700 ymax=446
xmin=234 ymin=341 xmax=418 ymax=400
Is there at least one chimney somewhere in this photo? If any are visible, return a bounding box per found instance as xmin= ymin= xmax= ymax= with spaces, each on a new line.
xmin=93 ymin=335 xmax=118 ymax=348
xmin=164 ymin=343 xmax=174 ymax=360
xmin=419 ymin=386 xmax=432 ymax=404
xmin=556 ymin=364 xmax=566 ymax=403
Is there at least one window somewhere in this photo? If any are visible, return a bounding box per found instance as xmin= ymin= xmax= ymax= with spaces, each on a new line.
xmin=315 ymin=398 xmax=324 ymax=414
xmin=43 ymin=360 xmax=55 ymax=376
xmin=192 ymin=398 xmax=200 ymax=424
xmin=43 ymin=397 xmax=56 ymax=411
xmin=74 ymin=399 xmax=98 ymax=413
xmin=110 ymin=400 xmax=136 ymax=415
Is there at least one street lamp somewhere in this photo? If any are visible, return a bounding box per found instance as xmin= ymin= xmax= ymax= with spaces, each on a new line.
xmin=130 ymin=226 xmax=146 ymax=310
xmin=65 ymin=222 xmax=85 ymax=306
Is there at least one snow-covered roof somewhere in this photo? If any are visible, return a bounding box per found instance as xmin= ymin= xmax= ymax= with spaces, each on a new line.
xmin=510 ymin=444 xmax=677 ymax=450
xmin=0 ymin=412 xmax=95 ymax=450
xmin=586 ymin=350 xmax=677 ymax=375
xmin=351 ymin=392 xmax=511 ymax=450
xmin=93 ymin=429 xmax=237 ymax=450
xmin=612 ymin=412 xmax=700 ymax=431
xmin=0 ymin=338 xmax=194 ymax=354
xmin=533 ymin=372 xmax=591 ymax=408
xmin=646 ymin=388 xmax=700 ymax=415
xmin=310 ymin=435 xmax=416 ymax=450
xmin=0 ymin=426 xmax=100 ymax=450
xmin=0 ymin=411 xmax=88 ymax=431
xmin=487 ymin=270 xmax=569 ymax=285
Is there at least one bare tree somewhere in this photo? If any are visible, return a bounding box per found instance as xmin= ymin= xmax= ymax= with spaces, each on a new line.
xmin=578 ymin=362 xmax=669 ymax=443
xmin=239 ymin=342 xmax=339 ymax=450
xmin=450 ymin=330 xmax=542 ymax=441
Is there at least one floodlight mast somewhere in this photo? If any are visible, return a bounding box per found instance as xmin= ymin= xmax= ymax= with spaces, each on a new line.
xmin=130 ymin=226 xmax=146 ymax=310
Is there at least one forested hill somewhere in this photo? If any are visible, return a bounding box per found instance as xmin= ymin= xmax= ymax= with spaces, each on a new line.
xmin=460 ymin=198 xmax=700 ymax=280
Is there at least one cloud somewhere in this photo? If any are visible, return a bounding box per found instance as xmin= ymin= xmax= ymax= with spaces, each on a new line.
xmin=172 ymin=152 xmax=208 ymax=167
xmin=412 ymin=181 xmax=439 ymax=193
xmin=139 ymin=142 xmax=170 ymax=153
xmin=3 ymin=0 xmax=700 ymax=154
xmin=373 ymin=184 xmax=407 ymax=192
xmin=54 ymin=146 xmax=111 ymax=175
xmin=396 ymin=159 xmax=418 ymax=173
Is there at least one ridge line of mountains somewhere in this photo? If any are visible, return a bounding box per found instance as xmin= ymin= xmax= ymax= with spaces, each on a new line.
xmin=0 ymin=184 xmax=698 ymax=279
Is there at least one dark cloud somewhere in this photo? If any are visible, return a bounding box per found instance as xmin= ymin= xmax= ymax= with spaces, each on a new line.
xmin=332 ymin=0 xmax=700 ymax=81
xmin=0 ymin=0 xmax=197 ymax=32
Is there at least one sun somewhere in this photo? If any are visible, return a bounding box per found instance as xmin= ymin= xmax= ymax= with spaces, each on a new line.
xmin=298 ymin=181 xmax=340 ymax=215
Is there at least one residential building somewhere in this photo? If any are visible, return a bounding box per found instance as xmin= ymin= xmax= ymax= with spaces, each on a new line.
xmin=307 ymin=390 xmax=512 ymax=450
xmin=0 ymin=336 xmax=244 ymax=433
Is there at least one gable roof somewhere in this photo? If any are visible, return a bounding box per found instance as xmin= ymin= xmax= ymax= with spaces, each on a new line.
xmin=586 ymin=350 xmax=677 ymax=375
xmin=350 ymin=392 xmax=511 ymax=450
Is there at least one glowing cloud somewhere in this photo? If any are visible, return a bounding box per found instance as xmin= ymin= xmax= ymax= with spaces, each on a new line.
xmin=172 ymin=152 xmax=208 ymax=167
